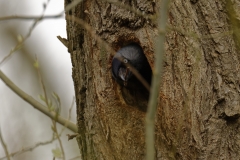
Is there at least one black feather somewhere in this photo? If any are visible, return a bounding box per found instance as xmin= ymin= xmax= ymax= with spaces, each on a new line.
xmin=112 ymin=43 xmax=152 ymax=89
xmin=111 ymin=43 xmax=152 ymax=111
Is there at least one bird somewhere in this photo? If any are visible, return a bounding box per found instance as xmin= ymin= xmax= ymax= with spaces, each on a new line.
xmin=111 ymin=43 xmax=152 ymax=91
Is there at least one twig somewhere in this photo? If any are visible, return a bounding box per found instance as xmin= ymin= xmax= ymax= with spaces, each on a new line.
xmin=0 ymin=0 xmax=83 ymax=67
xmin=0 ymin=128 xmax=10 ymax=160
xmin=57 ymin=36 xmax=68 ymax=48
xmin=52 ymin=121 xmax=65 ymax=160
xmin=66 ymin=133 xmax=79 ymax=141
xmin=0 ymin=10 xmax=43 ymax=67
xmin=0 ymin=0 xmax=49 ymax=67
xmin=64 ymin=0 xmax=83 ymax=13
xmin=35 ymin=56 xmax=65 ymax=160
xmin=60 ymin=97 xmax=75 ymax=135
xmin=0 ymin=14 xmax=63 ymax=21
xmin=0 ymin=0 xmax=83 ymax=22
xmin=0 ymin=135 xmax=56 ymax=160
xmin=5 ymin=0 xmax=86 ymax=24
xmin=145 ymin=0 xmax=170 ymax=159
xmin=0 ymin=69 xmax=77 ymax=133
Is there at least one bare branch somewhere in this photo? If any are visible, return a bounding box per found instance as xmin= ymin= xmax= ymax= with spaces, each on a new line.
xmin=0 ymin=135 xmax=56 ymax=160
xmin=57 ymin=36 xmax=68 ymax=48
xmin=0 ymin=0 xmax=83 ymax=67
xmin=145 ymin=0 xmax=170 ymax=159
xmin=34 ymin=56 xmax=66 ymax=160
xmin=0 ymin=70 xmax=78 ymax=133
xmin=60 ymin=97 xmax=75 ymax=135
xmin=0 ymin=128 xmax=10 ymax=160
xmin=0 ymin=14 xmax=63 ymax=21
xmin=64 ymin=0 xmax=83 ymax=13
xmin=0 ymin=0 xmax=49 ymax=67
xmin=0 ymin=0 xmax=83 ymax=22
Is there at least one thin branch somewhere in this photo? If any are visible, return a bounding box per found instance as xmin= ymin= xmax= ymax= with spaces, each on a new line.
xmin=0 ymin=14 xmax=63 ymax=21
xmin=0 ymin=0 xmax=83 ymax=67
xmin=117 ymin=56 xmax=150 ymax=91
xmin=0 ymin=0 xmax=49 ymax=67
xmin=64 ymin=0 xmax=83 ymax=13
xmin=0 ymin=135 xmax=56 ymax=160
xmin=0 ymin=0 xmax=83 ymax=22
xmin=0 ymin=70 xmax=77 ymax=133
xmin=0 ymin=128 xmax=10 ymax=160
xmin=66 ymin=15 xmax=113 ymax=52
xmin=60 ymin=96 xmax=75 ymax=135
xmin=35 ymin=56 xmax=65 ymax=160
xmin=36 ymin=59 xmax=50 ymax=109
xmin=0 ymin=1 xmax=82 ymax=134
xmin=167 ymin=25 xmax=233 ymax=41
xmin=57 ymin=36 xmax=68 ymax=48
xmin=52 ymin=121 xmax=65 ymax=160
xmin=145 ymin=0 xmax=170 ymax=160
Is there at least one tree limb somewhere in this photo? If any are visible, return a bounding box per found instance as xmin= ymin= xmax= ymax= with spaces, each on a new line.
xmin=0 ymin=70 xmax=78 ymax=133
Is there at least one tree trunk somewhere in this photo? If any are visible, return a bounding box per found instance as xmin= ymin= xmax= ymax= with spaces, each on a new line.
xmin=65 ymin=0 xmax=240 ymax=159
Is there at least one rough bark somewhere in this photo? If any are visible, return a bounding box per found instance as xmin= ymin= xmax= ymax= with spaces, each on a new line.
xmin=65 ymin=0 xmax=240 ymax=159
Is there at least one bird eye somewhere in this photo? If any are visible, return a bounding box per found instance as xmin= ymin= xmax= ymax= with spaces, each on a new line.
xmin=123 ymin=59 xmax=128 ymax=63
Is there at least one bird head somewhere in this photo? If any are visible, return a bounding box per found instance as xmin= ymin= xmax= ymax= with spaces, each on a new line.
xmin=112 ymin=43 xmax=146 ymax=86
xmin=114 ymin=58 xmax=132 ymax=86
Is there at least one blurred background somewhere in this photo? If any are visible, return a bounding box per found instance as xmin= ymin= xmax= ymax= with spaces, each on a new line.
xmin=0 ymin=0 xmax=79 ymax=159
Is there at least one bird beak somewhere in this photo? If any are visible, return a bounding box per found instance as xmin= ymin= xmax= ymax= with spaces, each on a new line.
xmin=119 ymin=67 xmax=131 ymax=86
